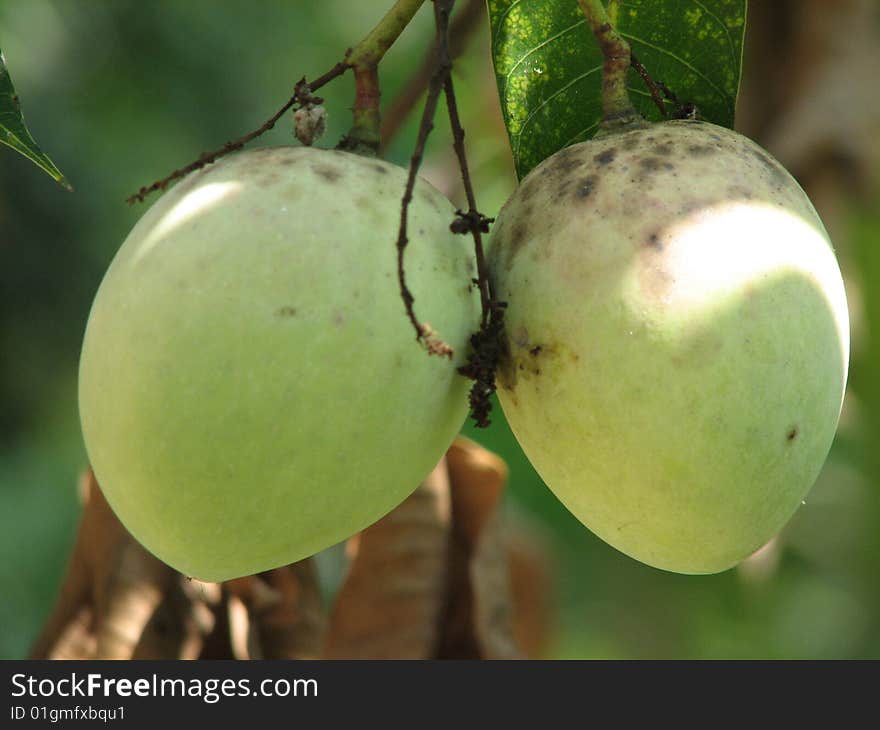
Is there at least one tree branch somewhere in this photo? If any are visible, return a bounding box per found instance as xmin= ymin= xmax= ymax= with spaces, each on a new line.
xmin=341 ymin=0 xmax=428 ymax=154
xmin=577 ymin=0 xmax=642 ymax=130
xmin=126 ymin=64 xmax=347 ymax=204
xmin=395 ymin=0 xmax=457 ymax=357
xmin=129 ymin=0 xmax=428 ymax=203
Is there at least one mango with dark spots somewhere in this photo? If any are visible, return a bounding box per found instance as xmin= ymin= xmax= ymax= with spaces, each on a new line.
xmin=487 ymin=119 xmax=850 ymax=574
xmin=78 ymin=145 xmax=479 ymax=581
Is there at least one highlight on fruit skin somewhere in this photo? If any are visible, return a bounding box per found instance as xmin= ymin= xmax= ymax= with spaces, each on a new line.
xmin=488 ymin=119 xmax=850 ymax=575
xmin=78 ymin=146 xmax=480 ymax=582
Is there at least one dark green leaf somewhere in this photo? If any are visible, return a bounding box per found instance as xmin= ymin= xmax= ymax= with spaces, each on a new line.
xmin=489 ymin=0 xmax=747 ymax=178
xmin=0 ymin=48 xmax=72 ymax=190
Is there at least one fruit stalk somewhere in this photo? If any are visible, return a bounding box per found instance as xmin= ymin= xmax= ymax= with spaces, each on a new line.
xmin=577 ymin=0 xmax=643 ymax=131
xmin=343 ymin=0 xmax=428 ymax=153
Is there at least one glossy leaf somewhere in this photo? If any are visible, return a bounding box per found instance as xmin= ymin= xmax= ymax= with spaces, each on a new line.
xmin=489 ymin=0 xmax=747 ymax=178
xmin=0 ymin=49 xmax=71 ymax=190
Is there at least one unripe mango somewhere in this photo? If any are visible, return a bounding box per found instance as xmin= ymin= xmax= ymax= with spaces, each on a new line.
xmin=489 ymin=120 xmax=849 ymax=574
xmin=79 ymin=146 xmax=479 ymax=581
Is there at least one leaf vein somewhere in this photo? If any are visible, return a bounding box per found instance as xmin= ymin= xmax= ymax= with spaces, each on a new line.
xmin=512 ymin=65 xmax=602 ymax=157
xmin=504 ymin=19 xmax=588 ymax=83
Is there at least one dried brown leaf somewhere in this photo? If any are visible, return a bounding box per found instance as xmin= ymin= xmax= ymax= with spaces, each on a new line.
xmin=323 ymin=461 xmax=452 ymax=658
xmin=436 ymin=437 xmax=520 ymax=659
xmin=226 ymin=563 xmax=326 ymax=659
xmin=506 ymin=525 xmax=554 ymax=659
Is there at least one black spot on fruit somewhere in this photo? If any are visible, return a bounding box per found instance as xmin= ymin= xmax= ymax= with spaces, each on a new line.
xmin=646 ymin=232 xmax=662 ymax=249
xmin=728 ymin=185 xmax=754 ymax=200
xmin=313 ymin=164 xmax=343 ymax=182
xmin=594 ymin=148 xmax=617 ymax=166
xmin=622 ymin=135 xmax=640 ymax=151
xmin=506 ymin=220 xmax=530 ymax=266
xmin=575 ymin=175 xmax=598 ymax=200
xmin=556 ymin=178 xmax=572 ymax=197
xmin=371 ymin=163 xmax=388 ymax=174
xmin=751 ymin=148 xmax=789 ymax=185
xmin=653 ymin=143 xmax=674 ymax=156
xmin=529 ymin=345 xmax=542 ymax=356
xmin=550 ymin=150 xmax=585 ymax=177
xmin=275 ymin=306 xmax=297 ymax=318
xmin=520 ymin=177 xmax=539 ymax=202
xmin=787 ymin=426 xmax=799 ymax=442
xmin=688 ymin=144 xmax=716 ymax=157
xmin=639 ymin=157 xmax=673 ymax=173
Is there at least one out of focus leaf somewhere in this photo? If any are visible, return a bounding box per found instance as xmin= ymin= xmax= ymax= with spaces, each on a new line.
xmin=488 ymin=0 xmax=746 ymax=177
xmin=0 ymin=49 xmax=71 ymax=190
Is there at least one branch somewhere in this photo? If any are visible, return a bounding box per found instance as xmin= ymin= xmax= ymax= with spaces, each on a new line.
xmin=341 ymin=0 xmax=428 ymax=154
xmin=577 ymin=0 xmax=642 ymax=129
xmin=126 ymin=64 xmax=347 ymax=204
xmin=128 ymin=0 xmax=428 ymax=203
xmin=395 ymin=0 xmax=457 ymax=357
xmin=443 ymin=75 xmax=491 ymax=321
xmin=629 ymin=52 xmax=668 ymax=118
xmin=443 ymin=72 xmax=507 ymax=425
xmin=439 ymin=7 xmax=506 ymax=428
xmin=346 ymin=0 xmax=427 ymax=69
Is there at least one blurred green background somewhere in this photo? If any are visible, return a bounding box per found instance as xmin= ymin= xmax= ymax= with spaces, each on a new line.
xmin=1 ymin=0 xmax=878 ymax=659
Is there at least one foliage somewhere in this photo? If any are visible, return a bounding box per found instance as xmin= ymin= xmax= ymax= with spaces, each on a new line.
xmin=488 ymin=0 xmax=746 ymax=177
xmin=0 ymin=48 xmax=69 ymax=188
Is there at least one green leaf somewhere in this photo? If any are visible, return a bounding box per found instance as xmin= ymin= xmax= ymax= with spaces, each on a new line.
xmin=0 ymin=48 xmax=72 ymax=190
xmin=489 ymin=0 xmax=747 ymax=178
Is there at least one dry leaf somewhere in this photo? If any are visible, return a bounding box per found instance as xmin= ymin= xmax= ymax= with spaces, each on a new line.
xmin=325 ymin=437 xmax=550 ymax=659
xmin=323 ymin=461 xmax=452 ymax=658
xmin=436 ymin=437 xmax=520 ymax=659
xmin=226 ymin=563 xmax=326 ymax=659
xmin=32 ymin=468 xmax=324 ymax=660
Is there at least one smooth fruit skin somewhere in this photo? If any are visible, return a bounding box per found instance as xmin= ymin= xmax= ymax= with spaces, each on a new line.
xmin=79 ymin=147 xmax=479 ymax=581
xmin=489 ymin=120 xmax=849 ymax=574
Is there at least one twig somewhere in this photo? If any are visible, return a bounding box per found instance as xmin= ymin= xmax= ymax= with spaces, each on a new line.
xmin=439 ymin=8 xmax=506 ymax=427
xmin=339 ymin=66 xmax=383 ymax=154
xmin=443 ymin=81 xmax=491 ymax=320
xmin=126 ymin=64 xmax=347 ymax=204
xmin=380 ymin=0 xmax=485 ymax=152
xmin=577 ymin=0 xmax=642 ymax=129
xmin=128 ymin=0 xmax=427 ymax=203
xmin=629 ymin=51 xmax=668 ymax=118
xmin=341 ymin=0 xmax=428 ymax=154
xmin=654 ymin=79 xmax=700 ymax=120
xmin=391 ymin=0 xmax=506 ymax=421
xmin=395 ymin=0 xmax=457 ymax=357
